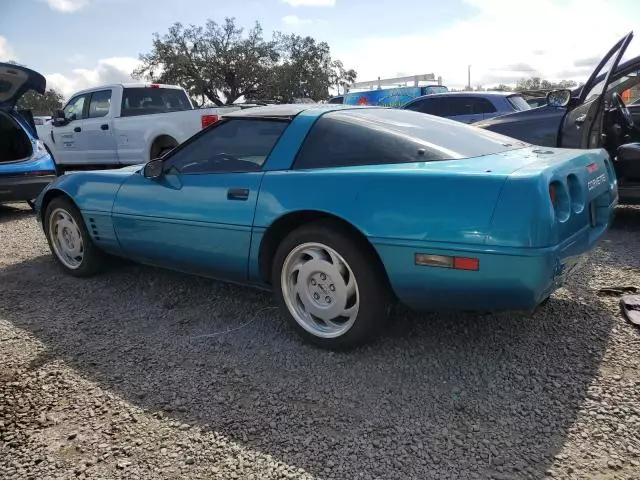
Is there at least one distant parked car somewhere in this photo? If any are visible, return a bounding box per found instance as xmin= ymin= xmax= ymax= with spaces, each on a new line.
xmin=327 ymin=95 xmax=344 ymax=104
xmin=402 ymin=91 xmax=532 ymax=124
xmin=0 ymin=62 xmax=58 ymax=208
xmin=35 ymin=104 xmax=617 ymax=350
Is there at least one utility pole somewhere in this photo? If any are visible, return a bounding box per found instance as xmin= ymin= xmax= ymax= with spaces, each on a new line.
xmin=467 ymin=65 xmax=471 ymax=90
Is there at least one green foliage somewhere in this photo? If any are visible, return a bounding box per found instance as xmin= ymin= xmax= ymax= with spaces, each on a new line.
xmin=133 ymin=17 xmax=357 ymax=105
xmin=16 ymin=89 xmax=65 ymax=116
xmin=515 ymin=77 xmax=578 ymax=91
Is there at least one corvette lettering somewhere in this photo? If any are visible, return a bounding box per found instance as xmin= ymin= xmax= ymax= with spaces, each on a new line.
xmin=588 ymin=173 xmax=607 ymax=191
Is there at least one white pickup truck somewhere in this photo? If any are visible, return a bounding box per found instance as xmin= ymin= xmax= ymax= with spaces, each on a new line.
xmin=39 ymin=83 xmax=243 ymax=171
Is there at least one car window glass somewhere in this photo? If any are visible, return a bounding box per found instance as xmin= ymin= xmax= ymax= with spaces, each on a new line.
xmin=63 ymin=94 xmax=87 ymax=121
xmin=471 ymin=97 xmax=497 ymax=113
xmin=506 ymin=95 xmax=532 ymax=111
xmin=167 ymin=118 xmax=289 ymax=174
xmin=88 ymin=90 xmax=112 ymax=118
xmin=443 ymin=97 xmax=474 ymax=116
xmin=420 ymin=98 xmax=445 ymax=115
xmin=584 ymin=41 xmax=629 ymax=102
xmin=294 ymin=109 xmax=528 ymax=170
xmin=121 ymin=87 xmax=191 ymax=117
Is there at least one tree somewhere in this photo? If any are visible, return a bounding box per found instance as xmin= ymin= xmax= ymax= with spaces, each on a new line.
xmin=258 ymin=32 xmax=336 ymax=102
xmin=134 ymin=18 xmax=357 ymax=105
xmin=133 ymin=18 xmax=279 ymax=105
xmin=516 ymin=77 xmax=578 ymax=92
xmin=329 ymin=60 xmax=357 ymax=96
xmin=17 ymin=89 xmax=64 ymax=115
xmin=490 ymin=84 xmax=512 ymax=92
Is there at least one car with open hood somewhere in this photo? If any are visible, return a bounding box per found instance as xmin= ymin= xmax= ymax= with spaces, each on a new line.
xmin=476 ymin=32 xmax=640 ymax=204
xmin=0 ymin=62 xmax=58 ymax=208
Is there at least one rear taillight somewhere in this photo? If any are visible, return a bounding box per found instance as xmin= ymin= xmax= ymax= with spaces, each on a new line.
xmin=549 ymin=180 xmax=570 ymax=221
xmin=415 ymin=253 xmax=479 ymax=271
xmin=201 ymin=114 xmax=219 ymax=129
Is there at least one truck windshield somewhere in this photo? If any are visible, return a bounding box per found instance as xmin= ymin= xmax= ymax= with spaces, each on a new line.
xmin=120 ymin=87 xmax=192 ymax=117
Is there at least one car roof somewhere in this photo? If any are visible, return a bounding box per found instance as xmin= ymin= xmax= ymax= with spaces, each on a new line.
xmin=222 ymin=103 xmax=378 ymax=119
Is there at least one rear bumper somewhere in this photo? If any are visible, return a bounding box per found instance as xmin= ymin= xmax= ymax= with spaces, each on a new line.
xmin=373 ymin=201 xmax=616 ymax=312
xmin=0 ymin=174 xmax=57 ymax=203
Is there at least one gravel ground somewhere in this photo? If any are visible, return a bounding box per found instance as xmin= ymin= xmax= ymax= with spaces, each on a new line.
xmin=1 ymin=202 xmax=639 ymax=480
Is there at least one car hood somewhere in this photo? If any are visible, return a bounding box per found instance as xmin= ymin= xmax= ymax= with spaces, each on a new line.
xmin=0 ymin=62 xmax=46 ymax=111
xmin=474 ymin=105 xmax=566 ymax=148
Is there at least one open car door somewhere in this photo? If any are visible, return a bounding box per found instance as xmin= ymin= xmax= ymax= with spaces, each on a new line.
xmin=560 ymin=32 xmax=633 ymax=149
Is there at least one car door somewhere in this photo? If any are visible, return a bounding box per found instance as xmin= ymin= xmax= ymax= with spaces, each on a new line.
xmin=50 ymin=93 xmax=89 ymax=165
xmin=560 ymin=32 xmax=633 ymax=149
xmin=82 ymin=89 xmax=118 ymax=164
xmin=111 ymin=117 xmax=290 ymax=282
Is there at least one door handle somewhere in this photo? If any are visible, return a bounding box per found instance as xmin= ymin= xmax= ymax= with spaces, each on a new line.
xmin=74 ymin=126 xmax=81 ymax=132
xmin=101 ymin=124 xmax=109 ymax=130
xmin=575 ymin=114 xmax=587 ymax=125
xmin=227 ymin=188 xmax=249 ymax=201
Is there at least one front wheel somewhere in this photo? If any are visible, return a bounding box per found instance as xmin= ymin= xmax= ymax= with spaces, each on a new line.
xmin=43 ymin=196 xmax=108 ymax=277
xmin=272 ymin=220 xmax=392 ymax=350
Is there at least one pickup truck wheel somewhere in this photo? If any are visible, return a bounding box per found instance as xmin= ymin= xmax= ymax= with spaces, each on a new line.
xmin=272 ymin=220 xmax=392 ymax=351
xmin=43 ymin=197 xmax=107 ymax=277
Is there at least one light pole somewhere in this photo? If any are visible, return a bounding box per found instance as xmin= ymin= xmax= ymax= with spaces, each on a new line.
xmin=468 ymin=65 xmax=471 ymax=90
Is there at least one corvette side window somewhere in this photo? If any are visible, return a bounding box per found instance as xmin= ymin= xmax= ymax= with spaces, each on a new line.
xmin=166 ymin=118 xmax=289 ymax=174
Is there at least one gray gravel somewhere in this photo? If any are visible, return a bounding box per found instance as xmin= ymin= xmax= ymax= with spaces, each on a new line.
xmin=1 ymin=202 xmax=639 ymax=480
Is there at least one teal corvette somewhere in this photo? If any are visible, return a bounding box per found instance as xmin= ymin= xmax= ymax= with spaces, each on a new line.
xmin=35 ymin=104 xmax=618 ymax=350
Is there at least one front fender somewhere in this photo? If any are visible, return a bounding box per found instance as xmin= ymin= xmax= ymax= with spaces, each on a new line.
xmin=35 ymin=167 xmax=139 ymax=222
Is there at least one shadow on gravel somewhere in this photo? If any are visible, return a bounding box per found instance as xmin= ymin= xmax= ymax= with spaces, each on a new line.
xmin=0 ymin=203 xmax=34 ymax=225
xmin=1 ymin=253 xmax=616 ymax=479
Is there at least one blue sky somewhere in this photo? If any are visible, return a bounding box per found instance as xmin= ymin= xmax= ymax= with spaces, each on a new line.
xmin=2 ymin=0 xmax=640 ymax=99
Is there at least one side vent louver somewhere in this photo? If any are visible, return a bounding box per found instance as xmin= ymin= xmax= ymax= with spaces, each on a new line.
xmin=88 ymin=218 xmax=101 ymax=242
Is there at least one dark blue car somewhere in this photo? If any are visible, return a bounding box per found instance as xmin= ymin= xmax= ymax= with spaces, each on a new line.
xmin=0 ymin=62 xmax=58 ymax=208
xmin=477 ymin=31 xmax=640 ymax=204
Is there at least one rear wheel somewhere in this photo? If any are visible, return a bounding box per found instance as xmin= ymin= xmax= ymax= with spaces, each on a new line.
xmin=43 ymin=196 xmax=108 ymax=277
xmin=272 ymin=220 xmax=392 ymax=350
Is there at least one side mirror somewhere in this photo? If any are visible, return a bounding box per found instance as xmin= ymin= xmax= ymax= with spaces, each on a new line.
xmin=546 ymin=89 xmax=572 ymax=108
xmin=143 ymin=157 xmax=164 ymax=179
xmin=51 ymin=109 xmax=68 ymax=127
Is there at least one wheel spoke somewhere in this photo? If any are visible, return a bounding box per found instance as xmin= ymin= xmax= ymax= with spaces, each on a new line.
xmin=280 ymin=241 xmax=360 ymax=339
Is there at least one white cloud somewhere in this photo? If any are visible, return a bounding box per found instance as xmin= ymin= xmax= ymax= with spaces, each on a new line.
xmin=282 ymin=15 xmax=313 ymax=26
xmin=281 ymin=0 xmax=335 ymax=6
xmin=0 ymin=35 xmax=16 ymax=62
xmin=335 ymin=0 xmax=639 ymax=90
xmin=45 ymin=57 xmax=141 ymax=99
xmin=43 ymin=0 xmax=89 ymax=13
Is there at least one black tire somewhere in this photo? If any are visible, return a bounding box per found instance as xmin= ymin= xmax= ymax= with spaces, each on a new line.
xmin=272 ymin=220 xmax=392 ymax=351
xmin=43 ymin=196 xmax=108 ymax=277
